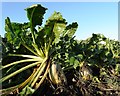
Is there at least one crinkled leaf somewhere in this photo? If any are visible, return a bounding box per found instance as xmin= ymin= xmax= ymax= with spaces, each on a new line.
xmin=25 ymin=4 xmax=47 ymax=27
xmin=64 ymin=22 xmax=78 ymax=37
xmin=46 ymin=11 xmax=66 ymax=23
xmin=53 ymin=23 xmax=66 ymax=43
xmin=5 ymin=17 xmax=31 ymax=49
xmin=45 ymin=12 xmax=67 ymax=44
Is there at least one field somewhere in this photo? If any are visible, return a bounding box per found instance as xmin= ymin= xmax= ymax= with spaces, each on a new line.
xmin=0 ymin=4 xmax=120 ymax=96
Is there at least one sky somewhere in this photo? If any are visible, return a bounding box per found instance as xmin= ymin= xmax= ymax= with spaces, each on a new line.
xmin=1 ymin=2 xmax=118 ymax=40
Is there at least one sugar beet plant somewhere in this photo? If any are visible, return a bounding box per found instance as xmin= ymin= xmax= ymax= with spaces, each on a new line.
xmin=1 ymin=4 xmax=78 ymax=95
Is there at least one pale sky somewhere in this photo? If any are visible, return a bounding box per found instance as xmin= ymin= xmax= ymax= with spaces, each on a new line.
xmin=1 ymin=2 xmax=118 ymax=40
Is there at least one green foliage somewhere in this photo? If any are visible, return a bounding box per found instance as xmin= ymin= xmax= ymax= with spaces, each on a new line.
xmin=1 ymin=4 xmax=79 ymax=95
xmin=1 ymin=3 xmax=120 ymax=96
xmin=78 ymin=34 xmax=120 ymax=67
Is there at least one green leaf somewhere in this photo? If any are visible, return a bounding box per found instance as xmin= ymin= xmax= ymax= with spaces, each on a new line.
xmin=64 ymin=22 xmax=78 ymax=37
xmin=70 ymin=57 xmax=75 ymax=65
xmin=5 ymin=17 xmax=31 ymax=50
xmin=20 ymin=85 xmax=35 ymax=95
xmin=73 ymin=59 xmax=79 ymax=69
xmin=46 ymin=11 xmax=66 ymax=22
xmin=53 ymin=22 xmax=66 ymax=43
xmin=25 ymin=4 xmax=47 ymax=27
xmin=77 ymin=54 xmax=84 ymax=60
xmin=45 ymin=12 xmax=67 ymax=44
xmin=25 ymin=4 xmax=47 ymax=44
